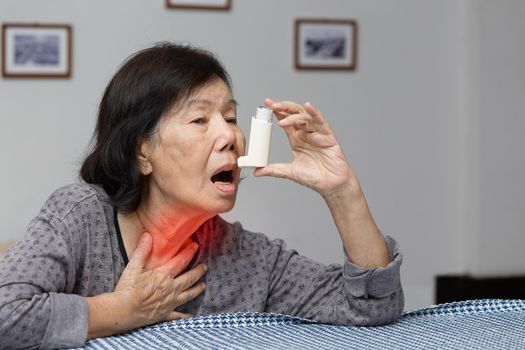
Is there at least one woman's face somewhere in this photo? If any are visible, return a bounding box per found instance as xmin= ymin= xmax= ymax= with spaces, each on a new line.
xmin=140 ymin=78 xmax=245 ymax=215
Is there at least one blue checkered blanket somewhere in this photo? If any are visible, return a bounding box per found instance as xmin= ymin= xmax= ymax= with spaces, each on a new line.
xmin=78 ymin=299 xmax=525 ymax=349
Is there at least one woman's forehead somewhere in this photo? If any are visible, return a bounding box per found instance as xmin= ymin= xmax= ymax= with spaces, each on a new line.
xmin=162 ymin=78 xmax=235 ymax=119
xmin=187 ymin=79 xmax=235 ymax=106
xmin=185 ymin=97 xmax=238 ymax=109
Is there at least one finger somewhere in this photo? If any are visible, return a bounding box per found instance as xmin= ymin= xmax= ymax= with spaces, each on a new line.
xmin=264 ymin=97 xmax=278 ymax=107
xmin=126 ymin=232 xmax=153 ymax=271
xmin=264 ymin=98 xmax=288 ymax=112
xmin=264 ymin=99 xmax=304 ymax=120
xmin=279 ymin=123 xmax=297 ymax=139
xmin=175 ymin=282 xmax=206 ymax=305
xmin=167 ymin=311 xmax=193 ymax=321
xmin=304 ymin=102 xmax=333 ymax=135
xmin=254 ymin=163 xmax=293 ymax=180
xmin=278 ymin=114 xmax=315 ymax=132
xmin=157 ymin=242 xmax=199 ymax=276
xmin=304 ymin=102 xmax=326 ymax=125
xmin=276 ymin=101 xmax=303 ymax=114
xmin=172 ymin=263 xmax=208 ymax=291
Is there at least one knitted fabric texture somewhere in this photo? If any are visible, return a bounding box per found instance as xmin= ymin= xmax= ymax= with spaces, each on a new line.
xmin=75 ymin=299 xmax=525 ymax=350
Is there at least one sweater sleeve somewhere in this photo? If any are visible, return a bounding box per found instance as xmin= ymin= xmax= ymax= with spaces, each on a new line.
xmin=0 ymin=216 xmax=88 ymax=349
xmin=261 ymin=233 xmax=404 ymax=326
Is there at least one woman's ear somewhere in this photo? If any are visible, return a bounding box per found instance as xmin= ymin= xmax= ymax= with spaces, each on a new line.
xmin=137 ymin=138 xmax=153 ymax=175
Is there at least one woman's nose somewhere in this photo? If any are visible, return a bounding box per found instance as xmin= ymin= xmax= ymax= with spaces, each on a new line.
xmin=213 ymin=117 xmax=236 ymax=152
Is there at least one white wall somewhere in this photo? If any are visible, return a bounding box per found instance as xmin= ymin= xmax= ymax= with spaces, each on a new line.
xmin=1 ymin=0 xmax=523 ymax=311
xmin=473 ymin=0 xmax=525 ymax=276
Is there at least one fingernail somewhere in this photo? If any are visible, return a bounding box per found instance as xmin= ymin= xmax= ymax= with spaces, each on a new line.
xmin=141 ymin=233 xmax=150 ymax=243
xmin=202 ymin=264 xmax=208 ymax=272
xmin=192 ymin=242 xmax=199 ymax=250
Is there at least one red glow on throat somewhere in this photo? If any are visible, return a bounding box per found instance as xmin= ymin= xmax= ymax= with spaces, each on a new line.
xmin=140 ymin=213 xmax=207 ymax=270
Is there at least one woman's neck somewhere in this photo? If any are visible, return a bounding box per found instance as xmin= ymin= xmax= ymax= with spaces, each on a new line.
xmin=132 ymin=200 xmax=212 ymax=269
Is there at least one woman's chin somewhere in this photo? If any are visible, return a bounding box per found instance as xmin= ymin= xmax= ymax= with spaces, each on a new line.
xmin=212 ymin=196 xmax=237 ymax=214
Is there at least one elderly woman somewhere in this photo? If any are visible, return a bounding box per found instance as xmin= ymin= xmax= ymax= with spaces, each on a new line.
xmin=0 ymin=43 xmax=403 ymax=349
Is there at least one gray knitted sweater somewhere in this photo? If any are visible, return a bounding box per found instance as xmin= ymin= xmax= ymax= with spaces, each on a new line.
xmin=0 ymin=183 xmax=403 ymax=349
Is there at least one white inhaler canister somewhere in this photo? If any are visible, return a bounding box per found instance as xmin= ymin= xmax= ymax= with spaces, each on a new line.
xmin=237 ymin=106 xmax=273 ymax=168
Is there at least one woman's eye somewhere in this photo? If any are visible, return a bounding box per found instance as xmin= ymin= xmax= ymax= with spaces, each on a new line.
xmin=191 ymin=118 xmax=207 ymax=124
xmin=226 ymin=118 xmax=238 ymax=125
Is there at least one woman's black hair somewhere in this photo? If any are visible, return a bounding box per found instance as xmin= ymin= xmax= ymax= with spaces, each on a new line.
xmin=80 ymin=42 xmax=232 ymax=212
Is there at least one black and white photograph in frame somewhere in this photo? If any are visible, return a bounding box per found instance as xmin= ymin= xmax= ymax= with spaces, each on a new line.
xmin=295 ymin=19 xmax=357 ymax=71
xmin=166 ymin=0 xmax=231 ymax=10
xmin=2 ymin=23 xmax=72 ymax=78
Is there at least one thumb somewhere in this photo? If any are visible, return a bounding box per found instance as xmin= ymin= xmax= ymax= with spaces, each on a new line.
xmin=254 ymin=163 xmax=293 ymax=180
xmin=127 ymin=232 xmax=152 ymax=270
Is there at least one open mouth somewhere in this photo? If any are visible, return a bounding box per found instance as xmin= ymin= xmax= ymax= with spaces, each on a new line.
xmin=210 ymin=165 xmax=237 ymax=195
xmin=211 ymin=170 xmax=234 ymax=184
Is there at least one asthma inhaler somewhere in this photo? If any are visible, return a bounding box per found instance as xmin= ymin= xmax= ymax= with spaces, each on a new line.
xmin=237 ymin=106 xmax=273 ymax=168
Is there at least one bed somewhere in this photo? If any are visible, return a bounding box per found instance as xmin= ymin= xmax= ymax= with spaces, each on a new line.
xmin=76 ymin=299 xmax=525 ymax=349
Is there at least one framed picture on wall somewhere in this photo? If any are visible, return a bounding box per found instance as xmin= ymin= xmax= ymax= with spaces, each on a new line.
xmin=2 ymin=23 xmax=72 ymax=78
xmin=295 ymin=19 xmax=358 ymax=71
xmin=166 ymin=0 xmax=231 ymax=11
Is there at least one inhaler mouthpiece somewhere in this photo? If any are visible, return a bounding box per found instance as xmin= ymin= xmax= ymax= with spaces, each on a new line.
xmin=237 ymin=106 xmax=273 ymax=168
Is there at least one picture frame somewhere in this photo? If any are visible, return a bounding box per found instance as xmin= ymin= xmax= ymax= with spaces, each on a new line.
xmin=2 ymin=23 xmax=72 ymax=78
xmin=294 ymin=19 xmax=358 ymax=71
xmin=165 ymin=0 xmax=231 ymax=11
